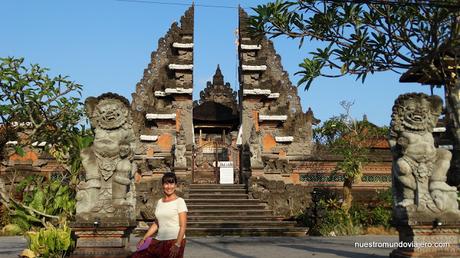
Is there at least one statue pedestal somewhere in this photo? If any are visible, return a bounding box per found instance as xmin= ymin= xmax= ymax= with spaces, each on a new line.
xmin=71 ymin=219 xmax=137 ymax=258
xmin=390 ymin=210 xmax=460 ymax=258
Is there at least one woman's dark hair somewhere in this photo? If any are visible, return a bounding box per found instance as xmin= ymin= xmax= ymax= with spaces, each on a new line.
xmin=161 ymin=172 xmax=177 ymax=184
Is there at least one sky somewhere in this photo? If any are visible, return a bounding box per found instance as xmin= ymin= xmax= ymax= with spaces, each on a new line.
xmin=0 ymin=0 xmax=443 ymax=126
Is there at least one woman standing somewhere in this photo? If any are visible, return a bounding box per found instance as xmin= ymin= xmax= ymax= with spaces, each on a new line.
xmin=133 ymin=172 xmax=188 ymax=258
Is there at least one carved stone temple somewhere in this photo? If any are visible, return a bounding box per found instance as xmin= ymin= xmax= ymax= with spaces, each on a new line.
xmin=62 ymin=5 xmax=403 ymax=242
xmin=129 ymin=6 xmax=321 ymax=223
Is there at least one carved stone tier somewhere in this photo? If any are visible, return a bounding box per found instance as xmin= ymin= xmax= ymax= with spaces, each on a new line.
xmin=241 ymin=65 xmax=267 ymax=71
xmin=238 ymin=7 xmax=315 ymax=175
xmin=259 ymin=115 xmax=288 ymax=122
xmin=145 ymin=113 xmax=176 ymax=120
xmin=139 ymin=135 xmax=158 ymax=142
xmin=240 ymin=44 xmax=261 ymax=50
xmin=172 ymin=42 xmax=194 ymax=49
xmin=131 ymin=5 xmax=195 ymax=170
xmin=275 ymin=136 xmax=294 ymax=143
xmin=168 ymin=64 xmax=193 ymax=70
xmin=71 ymin=220 xmax=136 ymax=258
xmin=165 ymin=88 xmax=193 ymax=94
xmin=243 ymin=89 xmax=272 ymax=96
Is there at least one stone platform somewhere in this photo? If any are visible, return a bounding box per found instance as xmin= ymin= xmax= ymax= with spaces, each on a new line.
xmin=70 ymin=219 xmax=136 ymax=258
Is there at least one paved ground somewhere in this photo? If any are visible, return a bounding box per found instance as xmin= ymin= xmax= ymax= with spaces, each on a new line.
xmin=0 ymin=235 xmax=399 ymax=258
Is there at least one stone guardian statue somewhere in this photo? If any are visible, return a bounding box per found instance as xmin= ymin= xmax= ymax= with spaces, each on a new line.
xmin=389 ymin=93 xmax=458 ymax=216
xmin=76 ymin=93 xmax=136 ymax=220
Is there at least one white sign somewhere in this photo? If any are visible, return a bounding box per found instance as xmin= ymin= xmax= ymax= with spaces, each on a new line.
xmin=219 ymin=161 xmax=234 ymax=184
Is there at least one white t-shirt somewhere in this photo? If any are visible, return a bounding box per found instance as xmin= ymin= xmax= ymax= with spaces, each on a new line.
xmin=154 ymin=197 xmax=188 ymax=240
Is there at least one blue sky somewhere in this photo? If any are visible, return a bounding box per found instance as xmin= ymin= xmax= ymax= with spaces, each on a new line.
xmin=1 ymin=0 xmax=442 ymax=126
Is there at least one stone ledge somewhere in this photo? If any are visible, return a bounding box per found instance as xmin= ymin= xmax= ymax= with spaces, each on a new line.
xmin=139 ymin=135 xmax=158 ymax=142
xmin=268 ymin=93 xmax=280 ymax=98
xmin=259 ymin=115 xmax=288 ymax=122
xmin=154 ymin=91 xmax=166 ymax=97
xmin=172 ymin=42 xmax=194 ymax=49
xmin=168 ymin=64 xmax=193 ymax=70
xmin=241 ymin=44 xmax=262 ymax=50
xmin=164 ymin=88 xmax=193 ymax=94
xmin=145 ymin=113 xmax=176 ymax=120
xmin=242 ymin=65 xmax=267 ymax=71
xmin=243 ymin=89 xmax=271 ymax=96
xmin=275 ymin=136 xmax=294 ymax=143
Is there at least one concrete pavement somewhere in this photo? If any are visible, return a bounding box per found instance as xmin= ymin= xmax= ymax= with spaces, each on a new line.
xmin=0 ymin=235 xmax=399 ymax=258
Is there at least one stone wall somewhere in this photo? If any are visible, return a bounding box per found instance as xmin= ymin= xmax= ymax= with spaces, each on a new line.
xmin=248 ymin=149 xmax=392 ymax=218
xmin=135 ymin=175 xmax=190 ymax=221
xmin=249 ymin=176 xmax=311 ymax=217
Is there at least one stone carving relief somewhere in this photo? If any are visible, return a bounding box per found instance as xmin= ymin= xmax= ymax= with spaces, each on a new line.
xmin=389 ymin=93 xmax=458 ymax=215
xmin=76 ymin=93 xmax=136 ymax=220
xmin=249 ymin=126 xmax=263 ymax=168
xmin=174 ymin=126 xmax=187 ymax=168
xmin=263 ymin=157 xmax=292 ymax=174
xmin=198 ymin=66 xmax=238 ymax=112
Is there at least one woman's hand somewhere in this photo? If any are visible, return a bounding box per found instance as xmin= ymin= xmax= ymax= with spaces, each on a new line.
xmin=169 ymin=244 xmax=180 ymax=258
xmin=137 ymin=239 xmax=145 ymax=249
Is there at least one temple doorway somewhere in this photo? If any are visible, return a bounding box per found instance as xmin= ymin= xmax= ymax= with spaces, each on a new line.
xmin=192 ymin=65 xmax=240 ymax=184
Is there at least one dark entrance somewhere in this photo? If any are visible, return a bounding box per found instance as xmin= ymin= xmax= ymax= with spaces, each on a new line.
xmin=191 ymin=65 xmax=240 ymax=184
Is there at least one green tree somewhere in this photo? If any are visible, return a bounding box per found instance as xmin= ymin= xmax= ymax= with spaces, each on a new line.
xmin=0 ymin=57 xmax=83 ymax=155
xmin=314 ymin=101 xmax=388 ymax=213
xmin=0 ymin=57 xmax=91 ymax=230
xmin=250 ymin=0 xmax=460 ymax=182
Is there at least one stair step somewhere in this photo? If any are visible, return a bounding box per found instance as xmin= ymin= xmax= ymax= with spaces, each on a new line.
xmin=189 ymin=184 xmax=245 ymax=189
xmin=185 ymin=199 xmax=264 ymax=205
xmin=188 ymin=194 xmax=248 ymax=199
xmin=186 ymin=227 xmax=308 ymax=237
xmin=182 ymin=184 xmax=306 ymax=237
xmin=187 ymin=221 xmax=298 ymax=228
xmin=188 ymin=210 xmax=274 ymax=216
xmin=188 ymin=215 xmax=285 ymax=221
xmin=188 ymin=189 xmax=247 ymax=194
xmin=187 ymin=204 xmax=267 ymax=210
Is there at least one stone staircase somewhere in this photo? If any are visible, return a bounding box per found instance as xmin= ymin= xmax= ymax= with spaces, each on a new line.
xmin=186 ymin=184 xmax=307 ymax=236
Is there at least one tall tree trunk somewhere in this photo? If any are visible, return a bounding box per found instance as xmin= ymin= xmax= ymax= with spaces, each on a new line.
xmin=342 ymin=178 xmax=353 ymax=214
xmin=446 ymin=12 xmax=460 ymax=186
xmin=446 ymin=78 xmax=460 ymax=186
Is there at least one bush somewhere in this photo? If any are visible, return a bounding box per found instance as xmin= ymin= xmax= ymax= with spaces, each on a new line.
xmin=1 ymin=223 xmax=23 ymax=236
xmin=302 ymin=188 xmax=393 ymax=236
xmin=26 ymin=221 xmax=74 ymax=258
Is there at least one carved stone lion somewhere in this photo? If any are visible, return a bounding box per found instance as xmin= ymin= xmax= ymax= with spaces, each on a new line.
xmin=389 ymin=93 xmax=458 ymax=214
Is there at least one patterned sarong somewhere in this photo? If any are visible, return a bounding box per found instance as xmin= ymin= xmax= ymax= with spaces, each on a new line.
xmin=131 ymin=239 xmax=186 ymax=258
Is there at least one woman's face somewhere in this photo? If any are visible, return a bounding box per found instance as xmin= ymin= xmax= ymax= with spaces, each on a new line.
xmin=163 ymin=182 xmax=176 ymax=196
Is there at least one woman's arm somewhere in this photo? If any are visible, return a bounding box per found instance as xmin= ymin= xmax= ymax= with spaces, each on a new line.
xmin=143 ymin=220 xmax=158 ymax=239
xmin=169 ymin=212 xmax=187 ymax=257
xmin=175 ymin=211 xmax=187 ymax=246
xmin=138 ymin=220 xmax=158 ymax=248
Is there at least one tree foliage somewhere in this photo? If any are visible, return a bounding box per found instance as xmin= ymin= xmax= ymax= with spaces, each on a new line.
xmin=314 ymin=101 xmax=388 ymax=212
xmin=250 ymin=0 xmax=460 ymax=89
xmin=0 ymin=57 xmax=83 ymax=153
